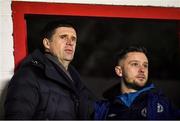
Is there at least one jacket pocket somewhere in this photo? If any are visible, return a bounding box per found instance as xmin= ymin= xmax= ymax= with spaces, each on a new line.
xmin=43 ymin=91 xmax=58 ymax=119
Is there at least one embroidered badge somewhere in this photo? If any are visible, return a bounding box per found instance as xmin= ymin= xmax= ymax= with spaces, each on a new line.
xmin=141 ymin=107 xmax=147 ymax=117
xmin=157 ymin=103 xmax=164 ymax=113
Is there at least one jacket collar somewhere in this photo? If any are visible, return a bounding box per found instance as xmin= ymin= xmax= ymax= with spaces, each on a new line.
xmin=116 ymin=83 xmax=154 ymax=107
xmin=29 ymin=49 xmax=82 ymax=94
xmin=103 ymin=81 xmax=153 ymax=100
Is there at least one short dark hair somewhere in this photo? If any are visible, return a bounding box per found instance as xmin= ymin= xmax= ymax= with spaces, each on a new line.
xmin=115 ymin=46 xmax=148 ymax=65
xmin=39 ymin=20 xmax=77 ymax=51
xmin=41 ymin=20 xmax=77 ymax=40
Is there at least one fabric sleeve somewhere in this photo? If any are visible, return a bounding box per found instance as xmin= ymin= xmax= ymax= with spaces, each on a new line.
xmin=4 ymin=67 xmax=39 ymax=119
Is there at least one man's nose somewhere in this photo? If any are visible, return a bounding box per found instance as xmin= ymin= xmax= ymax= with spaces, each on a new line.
xmin=66 ymin=38 xmax=73 ymax=45
xmin=139 ymin=65 xmax=145 ymax=73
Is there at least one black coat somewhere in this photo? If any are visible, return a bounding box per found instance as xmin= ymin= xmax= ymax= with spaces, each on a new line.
xmin=4 ymin=49 xmax=95 ymax=119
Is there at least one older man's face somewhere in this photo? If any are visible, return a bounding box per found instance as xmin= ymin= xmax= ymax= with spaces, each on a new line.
xmin=44 ymin=27 xmax=77 ymax=65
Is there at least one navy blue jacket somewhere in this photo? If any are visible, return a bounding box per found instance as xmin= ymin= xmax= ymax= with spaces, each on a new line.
xmin=94 ymin=83 xmax=180 ymax=120
xmin=4 ymin=49 xmax=95 ymax=119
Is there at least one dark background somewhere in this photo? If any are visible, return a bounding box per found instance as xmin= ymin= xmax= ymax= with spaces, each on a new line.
xmin=26 ymin=15 xmax=180 ymax=108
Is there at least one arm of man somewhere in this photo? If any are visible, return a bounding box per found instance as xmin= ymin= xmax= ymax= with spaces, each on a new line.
xmin=4 ymin=67 xmax=39 ymax=119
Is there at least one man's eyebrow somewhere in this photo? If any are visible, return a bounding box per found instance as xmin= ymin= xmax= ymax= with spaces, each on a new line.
xmin=128 ymin=60 xmax=139 ymax=62
xmin=128 ymin=60 xmax=148 ymax=64
xmin=59 ymin=34 xmax=77 ymax=37
xmin=144 ymin=62 xmax=148 ymax=64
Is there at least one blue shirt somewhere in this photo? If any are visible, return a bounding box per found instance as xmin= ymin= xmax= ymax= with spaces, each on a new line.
xmin=116 ymin=83 xmax=154 ymax=107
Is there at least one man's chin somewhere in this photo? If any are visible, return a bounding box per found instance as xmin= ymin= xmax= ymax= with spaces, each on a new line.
xmin=137 ymin=82 xmax=146 ymax=87
xmin=125 ymin=81 xmax=146 ymax=90
xmin=65 ymin=59 xmax=73 ymax=62
xmin=65 ymin=56 xmax=74 ymax=61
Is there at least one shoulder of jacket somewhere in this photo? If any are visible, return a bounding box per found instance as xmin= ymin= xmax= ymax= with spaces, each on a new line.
xmin=95 ymin=99 xmax=110 ymax=107
xmin=149 ymin=88 xmax=166 ymax=97
xmin=147 ymin=88 xmax=171 ymax=104
xmin=94 ymin=99 xmax=110 ymax=120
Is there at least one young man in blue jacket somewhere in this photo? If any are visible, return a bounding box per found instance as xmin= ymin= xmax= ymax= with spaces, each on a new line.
xmin=94 ymin=46 xmax=180 ymax=120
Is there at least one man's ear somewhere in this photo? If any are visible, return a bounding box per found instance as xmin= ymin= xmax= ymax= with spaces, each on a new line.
xmin=115 ymin=66 xmax=122 ymax=77
xmin=43 ymin=38 xmax=50 ymax=50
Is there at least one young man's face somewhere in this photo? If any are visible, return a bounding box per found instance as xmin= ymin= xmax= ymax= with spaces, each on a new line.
xmin=116 ymin=52 xmax=148 ymax=89
xmin=44 ymin=27 xmax=77 ymax=64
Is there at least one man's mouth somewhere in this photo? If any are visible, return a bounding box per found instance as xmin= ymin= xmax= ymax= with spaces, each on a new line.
xmin=65 ymin=49 xmax=73 ymax=54
xmin=136 ymin=75 xmax=145 ymax=80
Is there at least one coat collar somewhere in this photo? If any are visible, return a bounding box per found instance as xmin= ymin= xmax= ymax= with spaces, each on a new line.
xmin=28 ymin=49 xmax=83 ymax=94
xmin=116 ymin=83 xmax=154 ymax=107
xmin=103 ymin=82 xmax=154 ymax=100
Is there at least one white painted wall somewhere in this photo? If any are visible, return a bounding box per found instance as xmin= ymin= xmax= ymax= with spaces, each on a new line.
xmin=0 ymin=0 xmax=13 ymax=118
xmin=0 ymin=0 xmax=179 ymax=119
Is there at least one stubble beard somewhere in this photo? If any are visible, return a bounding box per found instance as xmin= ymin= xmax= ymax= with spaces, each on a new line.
xmin=123 ymin=78 xmax=147 ymax=91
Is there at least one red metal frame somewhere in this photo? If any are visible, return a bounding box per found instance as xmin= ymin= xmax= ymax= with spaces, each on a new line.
xmin=12 ymin=1 xmax=180 ymax=68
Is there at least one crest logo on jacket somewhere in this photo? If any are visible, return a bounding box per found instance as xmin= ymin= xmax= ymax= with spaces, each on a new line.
xmin=141 ymin=103 xmax=164 ymax=117
xmin=157 ymin=103 xmax=164 ymax=113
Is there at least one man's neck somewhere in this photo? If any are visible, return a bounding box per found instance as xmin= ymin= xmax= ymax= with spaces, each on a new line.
xmin=44 ymin=51 xmax=70 ymax=70
xmin=121 ymin=81 xmax=137 ymax=94
xmin=58 ymin=59 xmax=69 ymax=70
xmin=45 ymin=53 xmax=73 ymax=81
xmin=45 ymin=52 xmax=69 ymax=70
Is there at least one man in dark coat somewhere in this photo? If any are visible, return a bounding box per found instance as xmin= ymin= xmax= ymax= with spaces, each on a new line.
xmin=94 ymin=46 xmax=180 ymax=120
xmin=4 ymin=21 xmax=95 ymax=119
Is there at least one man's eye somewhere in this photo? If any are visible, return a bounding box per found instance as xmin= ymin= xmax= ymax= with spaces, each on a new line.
xmin=132 ymin=63 xmax=138 ymax=66
xmin=71 ymin=37 xmax=77 ymax=42
xmin=60 ymin=35 xmax=66 ymax=39
xmin=131 ymin=63 xmax=139 ymax=66
xmin=144 ymin=64 xmax=148 ymax=68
